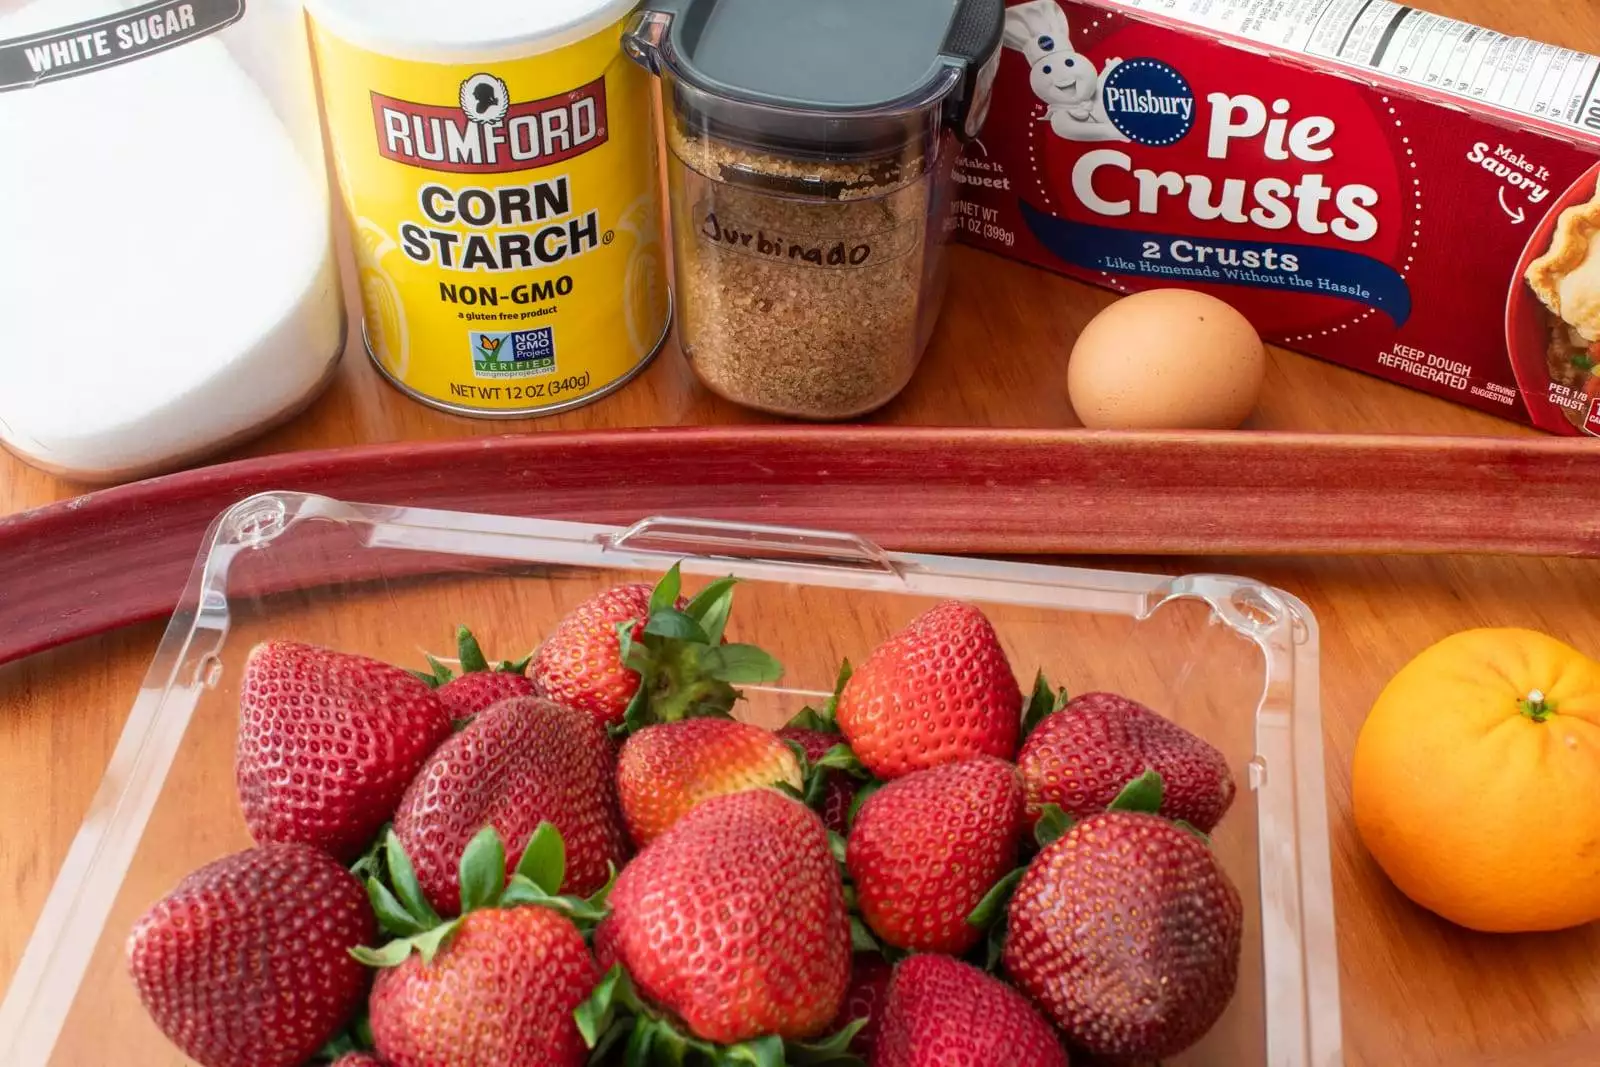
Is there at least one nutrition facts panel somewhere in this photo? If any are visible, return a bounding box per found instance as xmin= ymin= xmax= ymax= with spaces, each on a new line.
xmin=1107 ymin=0 xmax=1600 ymax=135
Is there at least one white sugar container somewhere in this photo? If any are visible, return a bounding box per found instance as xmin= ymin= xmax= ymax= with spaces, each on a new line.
xmin=0 ymin=0 xmax=345 ymax=482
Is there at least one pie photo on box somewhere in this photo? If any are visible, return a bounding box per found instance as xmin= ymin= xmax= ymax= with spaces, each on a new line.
xmin=1524 ymin=186 xmax=1600 ymax=433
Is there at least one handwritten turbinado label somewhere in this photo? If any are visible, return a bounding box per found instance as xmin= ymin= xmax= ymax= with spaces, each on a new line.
xmin=695 ymin=207 xmax=920 ymax=269
xmin=0 ymin=0 xmax=244 ymax=92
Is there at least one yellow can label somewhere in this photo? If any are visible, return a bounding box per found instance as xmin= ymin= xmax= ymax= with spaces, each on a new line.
xmin=309 ymin=16 xmax=670 ymax=413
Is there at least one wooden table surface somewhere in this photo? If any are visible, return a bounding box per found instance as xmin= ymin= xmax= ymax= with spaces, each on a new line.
xmin=4 ymin=3 xmax=1600 ymax=1064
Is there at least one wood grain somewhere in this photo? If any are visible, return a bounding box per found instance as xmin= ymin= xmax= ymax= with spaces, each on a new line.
xmin=4 ymin=428 xmax=1600 ymax=669
xmin=4 ymin=1 xmax=1600 ymax=1065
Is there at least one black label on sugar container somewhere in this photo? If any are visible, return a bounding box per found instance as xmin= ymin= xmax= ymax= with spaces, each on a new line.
xmin=0 ymin=0 xmax=244 ymax=92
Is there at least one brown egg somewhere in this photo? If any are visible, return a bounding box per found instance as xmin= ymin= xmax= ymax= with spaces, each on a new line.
xmin=1067 ymin=289 xmax=1266 ymax=430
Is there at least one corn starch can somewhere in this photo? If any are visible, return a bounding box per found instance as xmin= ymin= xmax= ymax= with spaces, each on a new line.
xmin=305 ymin=0 xmax=670 ymax=415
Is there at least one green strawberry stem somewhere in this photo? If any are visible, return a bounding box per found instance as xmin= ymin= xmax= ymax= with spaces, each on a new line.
xmin=618 ymin=564 xmax=785 ymax=731
xmin=351 ymin=823 xmax=610 ymax=970
xmin=410 ymin=626 xmax=532 ymax=687
xmin=576 ymin=964 xmax=867 ymax=1067
xmin=1519 ymin=688 xmax=1557 ymax=722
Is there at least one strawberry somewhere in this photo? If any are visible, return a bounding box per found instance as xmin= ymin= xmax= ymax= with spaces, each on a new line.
xmin=235 ymin=641 xmax=452 ymax=861
xmin=603 ymin=789 xmax=851 ymax=1043
xmin=830 ymin=954 xmax=894 ymax=1058
xmin=847 ymin=757 xmax=1025 ymax=954
xmin=358 ymin=826 xmax=607 ymax=1067
xmin=412 ymin=626 xmax=534 ymax=720
xmin=126 ymin=843 xmax=373 ymax=1067
xmin=331 ymin=1056 xmax=388 ymax=1067
xmin=777 ymin=725 xmax=859 ymax=835
xmin=392 ymin=696 xmax=626 ymax=913
xmin=530 ymin=566 xmax=781 ymax=729
xmin=835 ymin=602 xmax=1023 ymax=779
xmin=370 ymin=906 xmax=594 ymax=1067
xmin=1004 ymin=809 xmax=1243 ymax=1060
xmin=616 ymin=717 xmax=803 ymax=847
xmin=1017 ymin=690 xmax=1236 ymax=833
xmin=874 ymin=954 xmax=1068 ymax=1067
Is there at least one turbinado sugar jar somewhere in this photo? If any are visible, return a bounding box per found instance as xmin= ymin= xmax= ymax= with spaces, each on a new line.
xmin=624 ymin=0 xmax=1003 ymax=420
xmin=0 ymin=0 xmax=344 ymax=482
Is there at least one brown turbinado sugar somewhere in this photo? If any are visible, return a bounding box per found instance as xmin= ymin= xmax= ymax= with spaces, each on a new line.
xmin=665 ymin=123 xmax=953 ymax=419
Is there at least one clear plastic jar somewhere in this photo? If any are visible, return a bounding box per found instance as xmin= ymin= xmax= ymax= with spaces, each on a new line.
xmin=0 ymin=0 xmax=344 ymax=481
xmin=625 ymin=0 xmax=1001 ymax=420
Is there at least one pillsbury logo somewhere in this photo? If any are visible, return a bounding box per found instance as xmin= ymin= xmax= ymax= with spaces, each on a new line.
xmin=1100 ymin=59 xmax=1196 ymax=147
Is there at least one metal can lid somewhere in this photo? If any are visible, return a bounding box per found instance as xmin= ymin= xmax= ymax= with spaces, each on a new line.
xmin=303 ymin=0 xmax=644 ymax=63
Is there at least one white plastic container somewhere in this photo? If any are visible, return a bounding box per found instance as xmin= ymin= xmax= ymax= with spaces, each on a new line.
xmin=0 ymin=0 xmax=345 ymax=482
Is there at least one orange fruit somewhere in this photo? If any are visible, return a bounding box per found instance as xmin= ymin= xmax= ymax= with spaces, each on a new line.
xmin=1352 ymin=628 xmax=1600 ymax=933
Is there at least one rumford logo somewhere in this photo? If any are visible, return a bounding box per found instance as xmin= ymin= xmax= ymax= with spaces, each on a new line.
xmin=371 ymin=75 xmax=608 ymax=174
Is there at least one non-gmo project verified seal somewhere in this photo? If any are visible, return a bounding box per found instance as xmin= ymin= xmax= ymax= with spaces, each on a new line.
xmin=471 ymin=327 xmax=556 ymax=378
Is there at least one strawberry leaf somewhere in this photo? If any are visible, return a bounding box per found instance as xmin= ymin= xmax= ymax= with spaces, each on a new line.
xmin=1108 ymin=769 xmax=1164 ymax=815
xmin=456 ymin=626 xmax=492 ymax=674
xmin=966 ymin=867 xmax=1025 ymax=929
xmin=849 ymin=916 xmax=880 ymax=954
xmin=788 ymin=1018 xmax=867 ymax=1065
xmin=515 ymin=821 xmax=566 ymax=896
xmin=983 ymin=911 xmax=1008 ymax=973
xmin=784 ymin=706 xmax=832 ymax=732
xmin=1022 ymin=670 xmax=1068 ymax=736
xmin=650 ymin=563 xmax=684 ymax=615
xmin=827 ymin=830 xmax=849 ymax=865
xmin=422 ymin=654 xmax=455 ymax=687
xmin=622 ymin=685 xmax=652 ymax=734
xmin=411 ymin=918 xmax=463 ymax=965
xmin=701 ymin=643 xmax=783 ymax=685
xmin=775 ymin=780 xmax=807 ymax=802
xmin=367 ymin=878 xmax=426 ymax=938
xmin=575 ymin=964 xmax=626 ymax=1048
xmin=813 ymin=743 xmax=867 ymax=778
xmin=1174 ymin=819 xmax=1212 ymax=844
xmin=685 ymin=576 xmax=739 ymax=644
xmin=349 ymin=940 xmax=414 ymax=969
xmin=724 ymin=1035 xmax=786 ymax=1067
xmin=385 ymin=829 xmax=442 ymax=929
xmin=1033 ymin=804 xmax=1075 ymax=849
xmin=821 ymin=660 xmax=852 ymax=724
xmin=846 ymin=779 xmax=885 ymax=828
xmin=349 ymin=824 xmax=390 ymax=882
xmin=458 ymin=826 xmax=507 ymax=914
xmin=623 ymin=1018 xmax=658 ymax=1067
xmin=645 ymin=608 xmax=711 ymax=644
xmin=501 ymin=653 xmax=532 ymax=674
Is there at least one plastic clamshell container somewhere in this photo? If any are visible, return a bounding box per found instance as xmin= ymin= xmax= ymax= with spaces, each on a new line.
xmin=0 ymin=494 xmax=1342 ymax=1067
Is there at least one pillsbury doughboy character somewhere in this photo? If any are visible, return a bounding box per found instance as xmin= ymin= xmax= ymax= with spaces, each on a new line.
xmin=1003 ymin=0 xmax=1126 ymax=142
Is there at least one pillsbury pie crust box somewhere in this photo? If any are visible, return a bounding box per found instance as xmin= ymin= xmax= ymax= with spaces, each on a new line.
xmin=953 ymin=0 xmax=1600 ymax=434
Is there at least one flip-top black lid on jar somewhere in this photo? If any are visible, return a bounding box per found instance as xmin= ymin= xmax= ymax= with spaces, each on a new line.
xmin=623 ymin=0 xmax=1004 ymax=159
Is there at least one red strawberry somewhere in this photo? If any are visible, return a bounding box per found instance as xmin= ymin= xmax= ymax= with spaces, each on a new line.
xmin=126 ymin=844 xmax=373 ymax=1067
xmin=616 ymin=718 xmax=803 ymax=847
xmin=1005 ymin=811 xmax=1243 ymax=1060
xmin=847 ymin=757 xmax=1025 ymax=954
xmin=835 ymin=602 xmax=1023 ymax=779
xmin=236 ymin=641 xmax=452 ymax=861
xmin=368 ymin=905 xmax=596 ymax=1067
xmin=1017 ymin=691 xmax=1236 ymax=832
xmin=874 ymin=954 xmax=1068 ymax=1067
xmin=777 ymin=726 xmax=859 ymax=834
xmin=830 ymin=954 xmax=894 ymax=1058
xmin=530 ymin=582 xmax=655 ymax=726
xmin=436 ymin=671 xmax=534 ymax=719
xmin=530 ymin=567 xmax=781 ymax=729
xmin=332 ymin=1056 xmax=389 ymax=1067
xmin=606 ymin=789 xmax=851 ymax=1043
xmin=393 ymin=696 xmax=626 ymax=914
xmin=414 ymin=626 xmax=535 ymax=720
